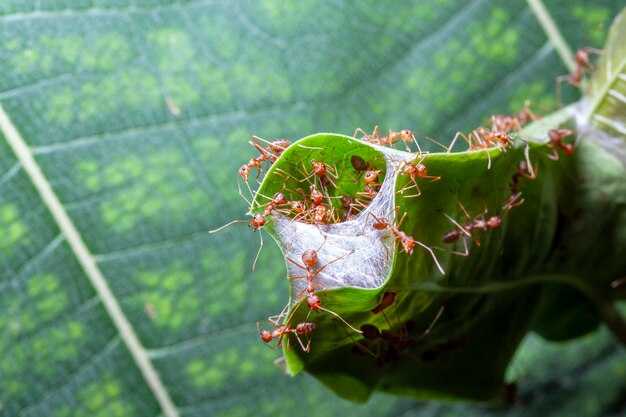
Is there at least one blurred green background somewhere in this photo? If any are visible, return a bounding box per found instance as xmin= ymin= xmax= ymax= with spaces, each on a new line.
xmin=0 ymin=1 xmax=624 ymax=416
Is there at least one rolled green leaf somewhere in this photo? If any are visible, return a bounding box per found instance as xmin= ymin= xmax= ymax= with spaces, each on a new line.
xmin=252 ymin=9 xmax=626 ymax=403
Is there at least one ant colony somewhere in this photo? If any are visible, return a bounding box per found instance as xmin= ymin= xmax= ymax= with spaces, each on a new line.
xmin=210 ymin=44 xmax=592 ymax=362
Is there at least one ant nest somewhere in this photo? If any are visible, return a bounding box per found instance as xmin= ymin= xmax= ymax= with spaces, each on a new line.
xmin=274 ymin=148 xmax=407 ymax=299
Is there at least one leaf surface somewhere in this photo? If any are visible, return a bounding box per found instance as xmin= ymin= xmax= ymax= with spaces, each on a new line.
xmin=0 ymin=1 xmax=624 ymax=416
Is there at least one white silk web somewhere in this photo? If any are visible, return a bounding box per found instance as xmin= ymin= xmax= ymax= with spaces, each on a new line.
xmin=272 ymin=147 xmax=409 ymax=300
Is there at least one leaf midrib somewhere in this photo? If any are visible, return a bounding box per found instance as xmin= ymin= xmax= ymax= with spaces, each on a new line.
xmin=0 ymin=103 xmax=180 ymax=417
xmin=526 ymin=0 xmax=576 ymax=72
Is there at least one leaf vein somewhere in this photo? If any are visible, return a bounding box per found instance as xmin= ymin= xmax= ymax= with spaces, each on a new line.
xmin=0 ymin=104 xmax=180 ymax=417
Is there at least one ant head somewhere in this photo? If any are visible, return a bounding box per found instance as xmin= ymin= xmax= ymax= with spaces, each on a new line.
xmin=249 ymin=214 xmax=266 ymax=229
xmin=260 ymin=330 xmax=273 ymax=343
xmin=290 ymin=200 xmax=305 ymax=214
xmin=301 ymin=249 xmax=318 ymax=268
xmin=399 ymin=129 xmax=413 ymax=140
xmin=402 ymin=163 xmax=417 ymax=176
xmin=239 ymin=164 xmax=250 ymax=180
xmin=492 ymin=131 xmax=510 ymax=144
xmin=575 ymin=48 xmax=590 ymax=66
xmin=364 ymin=170 xmax=380 ymax=185
xmin=310 ymin=160 xmax=326 ymax=175
xmin=401 ymin=236 xmax=415 ymax=254
xmin=563 ymin=143 xmax=575 ymax=156
xmin=307 ymin=295 xmax=321 ymax=311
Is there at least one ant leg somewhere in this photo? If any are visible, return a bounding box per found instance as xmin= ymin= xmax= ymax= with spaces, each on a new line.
xmin=417 ymin=306 xmax=445 ymax=340
xmin=208 ymin=219 xmax=248 ymax=233
xmin=252 ymin=230 xmax=264 ymax=271
xmin=414 ymin=239 xmax=446 ymax=275
xmin=503 ymin=192 xmax=525 ymax=213
xmin=373 ymin=126 xmax=382 ymax=142
xmin=448 ymin=131 xmax=472 ymax=153
xmin=414 ymin=130 xmax=450 ymax=152
xmin=398 ymin=177 xmax=421 ymax=198
xmin=451 ymin=195 xmax=472 ymax=220
xmin=522 ymin=144 xmax=536 ymax=179
xmin=296 ymin=144 xmax=325 ymax=151
xmin=318 ymin=305 xmax=363 ymax=334
xmin=267 ymin=302 xmax=292 ymax=326
xmin=354 ymin=127 xmax=369 ymax=139
xmin=443 ymin=213 xmax=472 ymax=238
xmin=450 ymin=235 xmax=470 ymax=257
xmin=545 ymin=144 xmax=560 ymax=161
xmin=237 ymin=177 xmax=253 ymax=206
xmin=611 ymin=276 xmax=626 ymax=289
xmin=314 ymin=249 xmax=356 ymax=276
xmin=394 ymin=210 xmax=408 ymax=229
xmin=297 ymin=161 xmax=318 ymax=184
xmin=286 ymin=255 xmax=309 ymax=272
xmin=342 ymin=324 xmax=379 ymax=357
xmin=555 ymin=75 xmax=570 ymax=108
xmin=291 ymin=332 xmax=311 ymax=352
xmin=327 ymin=161 xmax=340 ymax=186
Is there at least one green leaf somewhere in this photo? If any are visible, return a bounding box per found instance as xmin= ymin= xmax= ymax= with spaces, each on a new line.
xmin=586 ymin=7 xmax=626 ymax=142
xmin=259 ymin=125 xmax=626 ymax=402
xmin=1 ymin=2 xmax=624 ymax=417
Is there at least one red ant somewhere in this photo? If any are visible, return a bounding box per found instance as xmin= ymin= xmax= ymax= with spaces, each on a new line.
xmin=304 ymin=159 xmax=339 ymax=189
xmin=286 ymin=240 xmax=353 ymax=297
xmin=259 ymin=321 xmax=317 ymax=352
xmin=290 ymin=144 xmax=340 ymax=191
xmin=352 ymin=169 xmax=382 ymax=210
xmin=354 ymin=126 xmax=384 ymax=145
xmin=388 ymin=129 xmax=450 ymax=153
xmin=356 ymin=127 xmax=448 ymax=153
xmin=354 ymin=306 xmax=445 ymax=358
xmin=449 ymin=126 xmax=535 ymax=171
xmin=369 ymin=209 xmax=445 ymax=275
xmin=490 ymin=101 xmax=538 ymax=133
xmin=349 ymin=153 xmax=384 ymax=210
xmin=442 ymin=194 xmax=523 ymax=255
xmin=210 ymin=190 xmax=290 ymax=270
xmin=509 ymin=160 xmax=537 ymax=198
xmin=283 ymin=242 xmax=362 ymax=333
xmin=557 ymin=47 xmax=603 ymax=104
xmin=237 ymin=137 xmax=291 ymax=204
xmin=398 ymin=155 xmax=441 ymax=198
xmin=249 ymin=136 xmax=291 ymax=164
xmin=209 ymin=212 xmax=268 ymax=270
xmin=546 ymin=128 xmax=575 ymax=160
xmin=340 ymin=195 xmax=358 ymax=221
xmin=309 ymin=204 xmax=340 ymax=225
